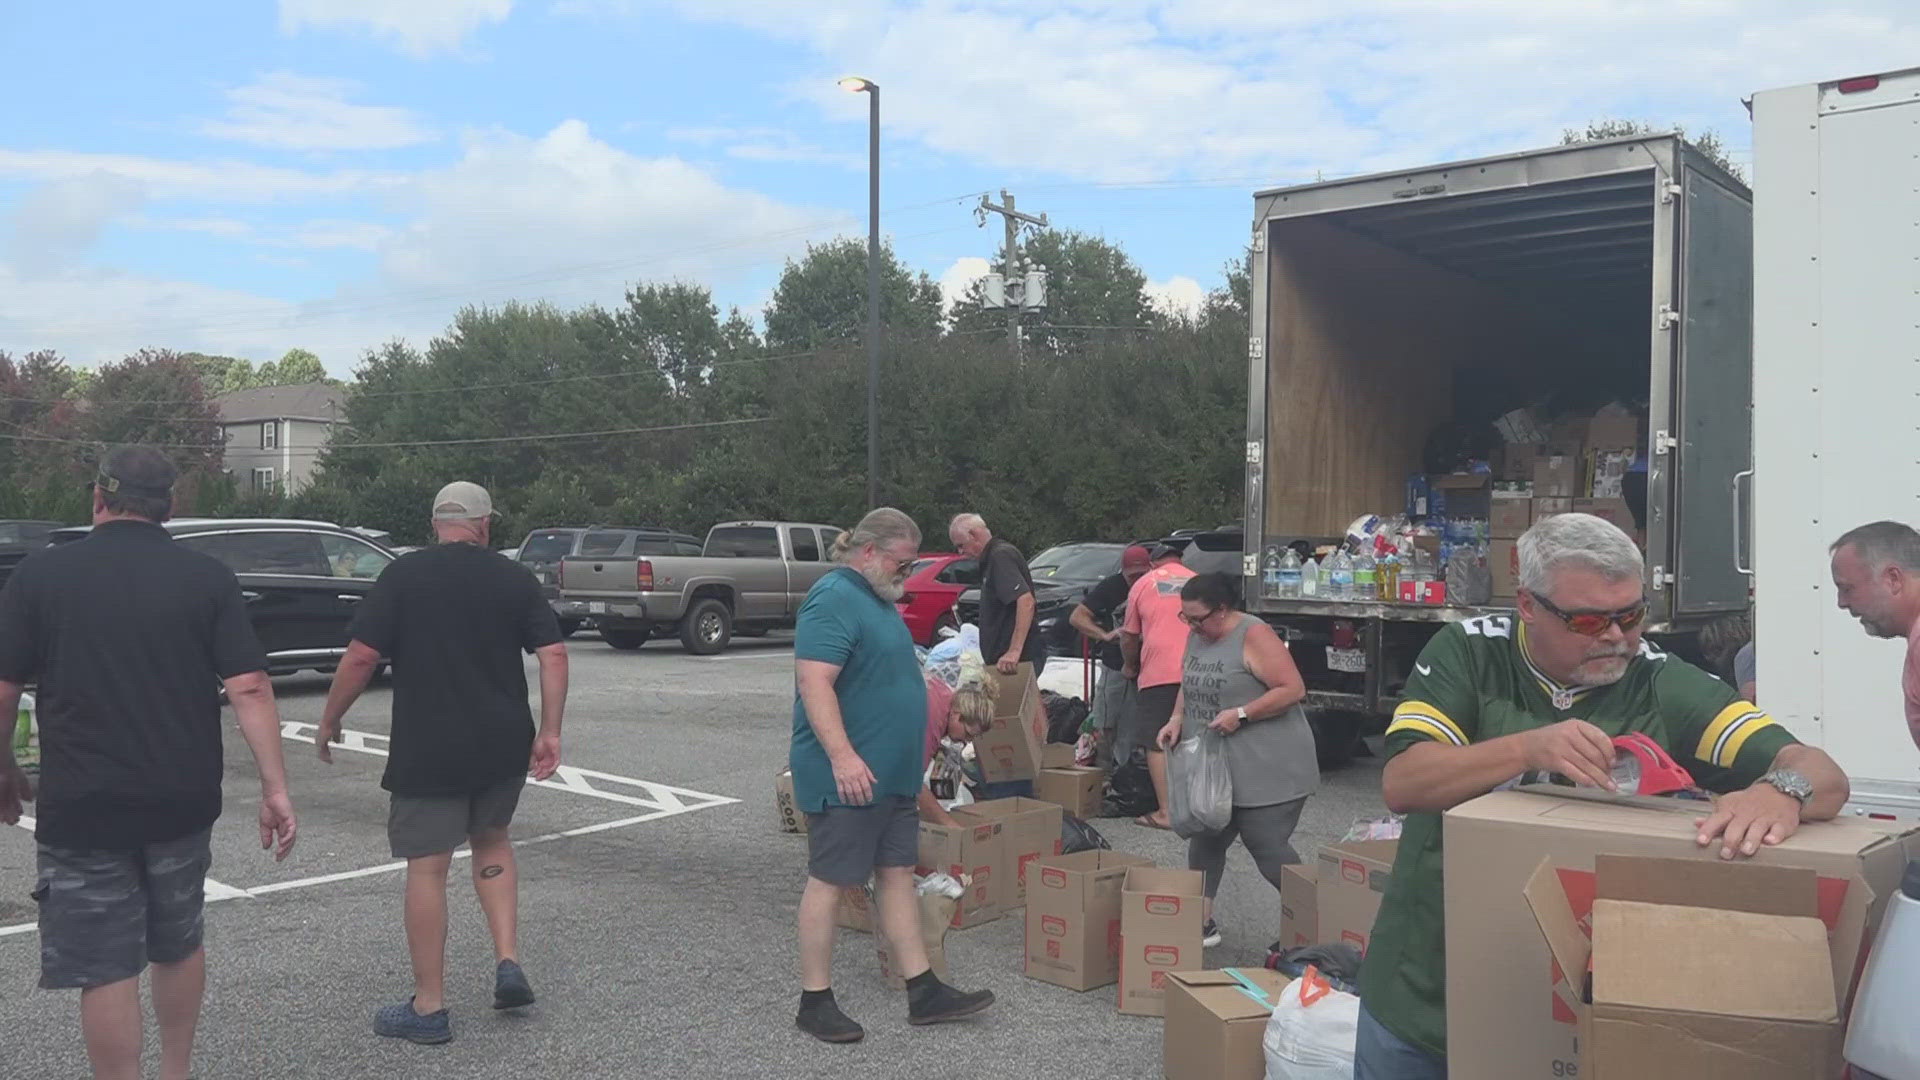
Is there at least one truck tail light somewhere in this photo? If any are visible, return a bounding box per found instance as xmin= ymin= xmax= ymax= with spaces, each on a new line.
xmin=1837 ymin=75 xmax=1881 ymax=93
xmin=637 ymin=560 xmax=654 ymax=591
xmin=558 ymin=562 xmax=565 ymax=589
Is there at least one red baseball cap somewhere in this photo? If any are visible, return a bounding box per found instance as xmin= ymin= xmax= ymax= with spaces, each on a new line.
xmin=1120 ymin=544 xmax=1153 ymax=571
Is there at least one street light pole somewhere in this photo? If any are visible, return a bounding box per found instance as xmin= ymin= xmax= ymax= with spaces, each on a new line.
xmin=842 ymin=76 xmax=881 ymax=508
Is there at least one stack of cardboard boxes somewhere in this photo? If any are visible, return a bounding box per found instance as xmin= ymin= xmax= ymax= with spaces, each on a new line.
xmin=1488 ymin=404 xmax=1643 ymax=601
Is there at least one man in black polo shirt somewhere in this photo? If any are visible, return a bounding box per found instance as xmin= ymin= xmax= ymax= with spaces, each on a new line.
xmin=948 ymin=513 xmax=1044 ymax=675
xmin=318 ymin=480 xmax=567 ymax=1046
xmin=0 ymin=445 xmax=298 ymax=1080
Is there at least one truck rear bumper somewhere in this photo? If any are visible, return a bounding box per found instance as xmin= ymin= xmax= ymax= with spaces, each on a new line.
xmin=555 ymin=598 xmax=647 ymax=623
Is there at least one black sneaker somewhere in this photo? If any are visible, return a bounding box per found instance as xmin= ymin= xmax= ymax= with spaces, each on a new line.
xmin=907 ymin=980 xmax=996 ymax=1026
xmin=796 ymin=991 xmax=865 ymax=1044
xmin=1202 ymin=920 xmax=1223 ymax=948
xmin=493 ymin=959 xmax=535 ymax=1010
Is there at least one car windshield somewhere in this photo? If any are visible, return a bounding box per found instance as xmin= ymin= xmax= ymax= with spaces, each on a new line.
xmin=520 ymin=531 xmax=578 ymax=561
xmin=1029 ymin=545 xmax=1121 ymax=582
xmin=906 ymin=558 xmax=937 ymax=579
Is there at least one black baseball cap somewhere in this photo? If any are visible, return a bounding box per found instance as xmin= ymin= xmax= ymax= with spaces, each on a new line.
xmin=94 ymin=445 xmax=177 ymax=500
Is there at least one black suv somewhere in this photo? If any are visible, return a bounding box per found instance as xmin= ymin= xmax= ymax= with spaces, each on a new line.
xmin=0 ymin=520 xmax=63 ymax=593
xmin=515 ymin=526 xmax=702 ymax=635
xmin=955 ymin=541 xmax=1127 ymax=656
xmin=50 ymin=518 xmax=397 ymax=676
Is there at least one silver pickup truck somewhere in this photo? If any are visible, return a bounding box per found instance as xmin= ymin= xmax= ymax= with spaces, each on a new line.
xmin=555 ymin=521 xmax=842 ymax=654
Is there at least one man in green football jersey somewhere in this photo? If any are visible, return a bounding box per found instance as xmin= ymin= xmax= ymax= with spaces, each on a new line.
xmin=1353 ymin=512 xmax=1849 ymax=1080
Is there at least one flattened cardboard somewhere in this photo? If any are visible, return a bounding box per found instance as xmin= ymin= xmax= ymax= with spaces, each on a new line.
xmin=1119 ymin=867 xmax=1205 ymax=1017
xmin=975 ymin=662 xmax=1045 ymax=782
xmin=917 ymin=815 xmax=1004 ymax=928
xmin=1448 ymin=789 xmax=1914 ymax=1080
xmin=1035 ymin=764 xmax=1105 ymax=819
xmin=1024 ymin=850 xmax=1153 ymax=991
xmin=1162 ymin=968 xmax=1290 ymax=1080
xmin=774 ymin=769 xmax=806 ymax=834
xmin=1278 ymin=862 xmax=1318 ymax=950
xmin=963 ymin=797 xmax=1062 ymax=905
xmin=1315 ymin=839 xmax=1396 ymax=955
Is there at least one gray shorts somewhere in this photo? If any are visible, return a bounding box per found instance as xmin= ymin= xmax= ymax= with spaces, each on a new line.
xmin=804 ymin=796 xmax=919 ymax=887
xmin=389 ymin=774 xmax=526 ymax=859
xmin=33 ymin=828 xmax=213 ymax=990
xmin=1132 ymin=683 xmax=1181 ymax=750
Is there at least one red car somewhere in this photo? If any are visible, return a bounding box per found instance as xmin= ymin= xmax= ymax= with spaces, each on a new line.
xmin=896 ymin=553 xmax=980 ymax=646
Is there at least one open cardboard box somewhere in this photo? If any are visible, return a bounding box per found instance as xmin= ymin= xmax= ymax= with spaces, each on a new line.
xmin=1524 ymin=854 xmax=1860 ymax=1079
xmin=975 ymin=662 xmax=1045 ymax=782
xmin=1025 ymin=850 xmax=1153 ymax=991
xmin=1162 ymin=968 xmax=1291 ymax=1080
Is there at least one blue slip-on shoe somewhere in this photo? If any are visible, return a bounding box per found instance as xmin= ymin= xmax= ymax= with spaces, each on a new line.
xmin=493 ymin=959 xmax=535 ymax=1010
xmin=374 ymin=998 xmax=453 ymax=1045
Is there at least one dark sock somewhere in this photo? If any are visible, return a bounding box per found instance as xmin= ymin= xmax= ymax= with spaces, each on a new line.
xmin=799 ymin=988 xmax=835 ymax=1012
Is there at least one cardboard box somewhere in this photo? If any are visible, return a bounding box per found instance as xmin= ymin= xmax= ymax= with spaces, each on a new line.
xmin=1490 ymin=493 xmax=1533 ymax=537
xmin=917 ymin=814 xmax=1005 ymax=928
xmin=1584 ymin=407 xmax=1639 ymax=452
xmin=1024 ymin=850 xmax=1153 ymax=991
xmin=1035 ymin=763 xmax=1104 ymax=820
xmin=961 ymin=796 xmax=1062 ymax=905
xmin=1531 ymin=496 xmax=1573 ymax=522
xmin=1119 ymin=867 xmax=1205 ymax=1016
xmin=975 ymin=662 xmax=1045 ymax=782
xmin=1444 ymin=788 xmax=1918 ymax=1080
xmin=836 ymin=884 xmax=875 ymax=933
xmin=874 ymin=887 xmax=957 ymax=990
xmin=774 ymin=769 xmax=806 ymax=834
xmin=1162 ymin=968 xmax=1290 ymax=1080
xmin=1532 ymin=455 xmax=1578 ymax=497
xmin=1489 ymin=538 xmax=1520 ymax=600
xmin=1574 ymin=497 xmax=1636 ymax=534
xmin=1278 ymin=862 xmax=1318 ymax=950
xmin=1501 ymin=442 xmax=1542 ymax=482
xmin=1315 ymin=839 xmax=1397 ymax=955
xmin=1525 ymin=854 xmax=1852 ymax=1080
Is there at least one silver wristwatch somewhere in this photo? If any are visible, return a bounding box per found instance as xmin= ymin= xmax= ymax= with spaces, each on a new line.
xmin=1760 ymin=768 xmax=1813 ymax=804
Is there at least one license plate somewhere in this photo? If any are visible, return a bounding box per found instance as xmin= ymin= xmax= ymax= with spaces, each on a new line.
xmin=589 ymin=602 xmax=607 ymax=614
xmin=1326 ymin=647 xmax=1367 ymax=673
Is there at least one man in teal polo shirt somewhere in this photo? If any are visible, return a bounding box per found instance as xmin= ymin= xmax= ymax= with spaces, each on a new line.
xmin=791 ymin=507 xmax=996 ymax=1044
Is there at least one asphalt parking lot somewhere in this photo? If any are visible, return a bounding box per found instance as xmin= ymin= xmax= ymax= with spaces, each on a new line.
xmin=0 ymin=634 xmax=1390 ymax=1079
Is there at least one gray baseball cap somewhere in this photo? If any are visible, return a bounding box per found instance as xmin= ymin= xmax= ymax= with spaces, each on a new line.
xmin=430 ymin=480 xmax=495 ymax=521
xmin=95 ymin=445 xmax=177 ymax=500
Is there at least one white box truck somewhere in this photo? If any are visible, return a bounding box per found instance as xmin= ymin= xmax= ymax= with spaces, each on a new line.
xmin=1751 ymin=66 xmax=1920 ymax=820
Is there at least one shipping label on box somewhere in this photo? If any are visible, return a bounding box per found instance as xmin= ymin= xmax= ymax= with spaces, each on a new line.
xmin=1162 ymin=968 xmax=1290 ymax=1080
xmin=960 ymin=796 xmax=1062 ymax=905
xmin=1315 ymin=839 xmax=1396 ymax=955
xmin=1586 ymin=448 xmax=1635 ymax=499
xmin=917 ymin=816 xmax=1005 ymax=929
xmin=774 ymin=769 xmax=807 ymax=834
xmin=1278 ymin=862 xmax=1319 ymax=950
xmin=1445 ymin=788 xmax=1917 ymax=1080
xmin=975 ymin=662 xmax=1045 ymax=782
xmin=1024 ymin=850 xmax=1153 ymax=991
xmin=1119 ymin=866 xmax=1205 ymax=1016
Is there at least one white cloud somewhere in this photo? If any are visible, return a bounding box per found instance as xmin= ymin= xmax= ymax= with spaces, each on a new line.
xmin=666 ymin=125 xmax=862 ymax=169
xmin=0 ymin=147 xmax=394 ymax=202
xmin=201 ymin=73 xmax=435 ymax=152
xmin=278 ymin=0 xmax=512 ymax=56
xmin=1144 ymin=275 xmax=1204 ymax=320
xmin=937 ymin=255 xmax=990 ymax=314
xmin=285 ymin=220 xmax=393 ymax=251
xmin=5 ymin=175 xmax=147 ymax=274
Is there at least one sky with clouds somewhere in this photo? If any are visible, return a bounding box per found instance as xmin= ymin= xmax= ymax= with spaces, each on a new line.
xmin=2 ymin=1 xmax=1915 ymax=376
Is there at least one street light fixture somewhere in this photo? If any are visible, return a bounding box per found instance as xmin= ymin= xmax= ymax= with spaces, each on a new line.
xmin=841 ymin=75 xmax=880 ymax=509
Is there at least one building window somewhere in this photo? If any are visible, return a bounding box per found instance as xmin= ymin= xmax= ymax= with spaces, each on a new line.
xmin=261 ymin=420 xmax=278 ymax=449
xmin=252 ymin=467 xmax=276 ymax=494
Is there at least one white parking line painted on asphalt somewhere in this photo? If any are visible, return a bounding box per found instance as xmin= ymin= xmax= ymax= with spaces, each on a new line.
xmin=4 ymin=814 xmax=259 ymax=940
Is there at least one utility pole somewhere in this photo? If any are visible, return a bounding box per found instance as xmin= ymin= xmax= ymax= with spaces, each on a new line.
xmin=976 ymin=190 xmax=1048 ymax=353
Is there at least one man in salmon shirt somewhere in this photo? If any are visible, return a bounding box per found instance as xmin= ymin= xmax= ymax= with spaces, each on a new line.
xmin=1119 ymin=543 xmax=1196 ymax=829
xmin=1830 ymin=521 xmax=1920 ymax=751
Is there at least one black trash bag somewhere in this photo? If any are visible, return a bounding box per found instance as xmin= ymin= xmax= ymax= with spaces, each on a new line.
xmin=1100 ymin=747 xmax=1158 ymax=818
xmin=1061 ymin=813 xmax=1111 ymax=854
xmin=1041 ymin=690 xmax=1090 ymax=745
xmin=1262 ymin=942 xmax=1363 ymax=993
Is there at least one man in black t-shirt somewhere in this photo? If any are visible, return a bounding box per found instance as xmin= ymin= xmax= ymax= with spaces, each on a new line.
xmin=948 ymin=513 xmax=1044 ymax=675
xmin=0 ymin=446 xmax=297 ymax=1080
xmin=318 ymin=481 xmax=567 ymax=1046
xmin=1069 ymin=543 xmax=1152 ymax=768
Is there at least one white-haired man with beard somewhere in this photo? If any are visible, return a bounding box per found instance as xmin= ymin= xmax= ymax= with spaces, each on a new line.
xmin=1351 ymin=512 xmax=1848 ymax=1080
xmin=789 ymin=508 xmax=995 ymax=1045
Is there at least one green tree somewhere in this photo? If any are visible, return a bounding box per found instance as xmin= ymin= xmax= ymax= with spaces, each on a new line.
xmin=181 ymin=353 xmax=260 ymax=396
xmin=763 ymin=237 xmax=942 ymax=353
xmin=949 ymin=228 xmax=1158 ymax=348
xmin=0 ymin=350 xmax=90 ymax=521
xmin=86 ymin=348 xmax=223 ymax=476
xmin=259 ymin=347 xmax=331 ymax=386
xmin=1561 ymin=119 xmax=1747 ymax=181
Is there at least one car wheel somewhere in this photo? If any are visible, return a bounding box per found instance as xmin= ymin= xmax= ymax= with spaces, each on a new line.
xmin=680 ymin=598 xmax=732 ymax=656
xmin=557 ymin=618 xmax=582 ymax=639
xmin=602 ymin=627 xmax=652 ymax=651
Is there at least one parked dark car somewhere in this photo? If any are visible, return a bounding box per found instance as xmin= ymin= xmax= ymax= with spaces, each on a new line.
xmin=955 ymin=541 xmax=1127 ymax=657
xmin=516 ymin=525 xmax=702 ymax=637
xmin=0 ymin=520 xmax=63 ymax=594
xmin=49 ymin=518 xmax=398 ymax=675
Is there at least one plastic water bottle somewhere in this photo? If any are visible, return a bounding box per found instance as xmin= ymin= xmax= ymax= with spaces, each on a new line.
xmin=1300 ymin=556 xmax=1320 ymax=599
xmin=1262 ymin=546 xmax=1282 ymax=599
xmin=1278 ymin=548 xmax=1302 ymax=599
xmin=1352 ymin=547 xmax=1376 ymax=601
xmin=1328 ymin=549 xmax=1353 ymax=600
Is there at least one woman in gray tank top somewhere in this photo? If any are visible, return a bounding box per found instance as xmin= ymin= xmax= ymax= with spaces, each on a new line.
xmin=1153 ymin=572 xmax=1317 ymax=945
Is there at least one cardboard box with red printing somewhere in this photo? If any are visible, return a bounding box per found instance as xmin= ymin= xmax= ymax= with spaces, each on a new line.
xmin=774 ymin=769 xmax=806 ymax=834
xmin=1444 ymin=787 xmax=1920 ymax=1080
xmin=1118 ymin=867 xmax=1205 ymax=1017
xmin=1162 ymin=968 xmax=1290 ymax=1080
xmin=1533 ymin=455 xmax=1578 ymax=498
xmin=1315 ymin=839 xmax=1397 ymax=955
xmin=1489 ymin=538 xmax=1520 ymax=600
xmin=1024 ymin=850 xmax=1153 ymax=991
xmin=1278 ymin=862 xmax=1318 ymax=950
xmin=974 ymin=662 xmax=1045 ymax=783
xmin=961 ymin=796 xmax=1061 ymax=906
xmin=1574 ymin=497 xmax=1636 ymax=534
xmin=917 ymin=814 xmax=1004 ymax=929
xmin=1035 ymin=744 xmax=1104 ymax=819
xmin=1490 ymin=493 xmax=1533 ymax=538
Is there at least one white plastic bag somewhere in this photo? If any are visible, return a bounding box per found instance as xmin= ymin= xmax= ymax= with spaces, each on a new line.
xmin=924 ymin=624 xmax=983 ymax=691
xmin=1263 ymin=966 xmax=1361 ymax=1080
xmin=1168 ymin=730 xmax=1233 ymax=838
